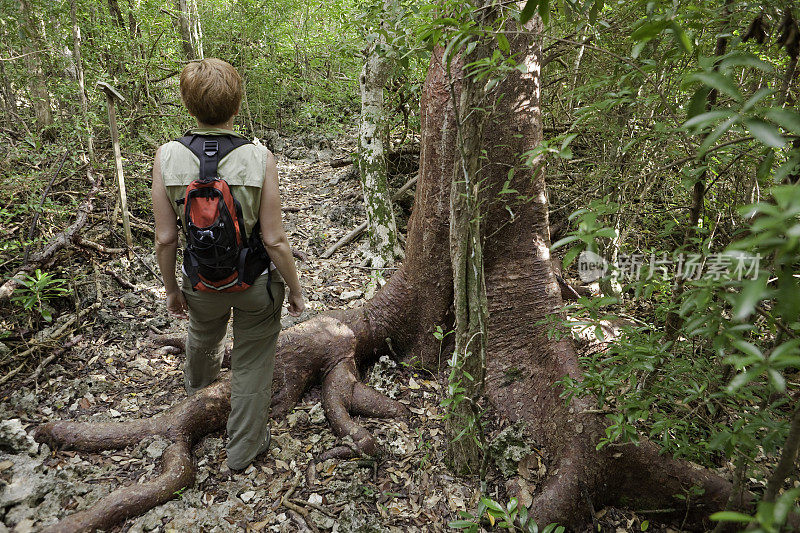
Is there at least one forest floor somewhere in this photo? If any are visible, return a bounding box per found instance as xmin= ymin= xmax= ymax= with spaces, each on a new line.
xmin=0 ymin=133 xmax=677 ymax=532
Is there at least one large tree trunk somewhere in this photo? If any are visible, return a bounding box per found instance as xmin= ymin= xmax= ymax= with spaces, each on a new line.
xmin=34 ymin=19 xmax=742 ymax=532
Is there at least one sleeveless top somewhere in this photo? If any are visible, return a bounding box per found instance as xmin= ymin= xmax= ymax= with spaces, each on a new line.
xmin=159 ymin=127 xmax=282 ymax=281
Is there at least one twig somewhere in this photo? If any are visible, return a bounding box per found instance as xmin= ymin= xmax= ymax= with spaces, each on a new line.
xmin=286 ymin=510 xmax=315 ymax=533
xmin=104 ymin=269 xmax=135 ymax=290
xmin=329 ymin=157 xmax=353 ymax=168
xmin=289 ymin=498 xmax=335 ymax=517
xmin=129 ymin=247 xmax=162 ymax=284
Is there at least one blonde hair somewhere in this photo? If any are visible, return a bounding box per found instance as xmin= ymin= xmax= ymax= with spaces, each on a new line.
xmin=179 ymin=58 xmax=242 ymax=126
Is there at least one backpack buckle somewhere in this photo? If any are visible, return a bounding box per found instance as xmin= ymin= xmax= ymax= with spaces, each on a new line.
xmin=203 ymin=140 xmax=219 ymax=157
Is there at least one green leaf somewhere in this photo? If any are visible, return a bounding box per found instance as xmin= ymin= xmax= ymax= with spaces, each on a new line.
xmin=683 ymin=109 xmax=733 ymax=130
xmin=448 ymin=520 xmax=477 ymax=529
xmin=732 ymin=339 xmax=763 ymax=360
xmin=774 ymin=488 xmax=800 ymax=524
xmin=773 ymin=153 xmax=800 ymax=183
xmin=551 ymin=235 xmax=581 ymax=250
xmin=496 ymin=32 xmax=510 ymax=54
xmin=668 ymin=21 xmax=691 ymax=52
xmin=710 ymin=511 xmax=756 ymax=523
xmin=519 ymin=0 xmax=539 ymax=24
xmin=757 ymin=149 xmax=776 ymax=181
xmin=744 ymin=118 xmax=786 ymax=148
xmin=631 ymin=20 xmax=668 ymax=42
xmin=481 ymin=497 xmax=505 ymax=513
xmin=727 ymin=367 xmax=761 ymax=393
xmin=766 ymin=108 xmax=800 ymax=134
xmin=686 ymin=87 xmax=710 ymax=120
xmin=560 ymin=133 xmax=578 ymax=152
xmin=588 ymin=0 xmax=603 ymax=23
xmin=767 ymin=368 xmax=786 ymax=392
xmin=769 ymin=340 xmax=800 ymax=363
xmin=742 ymin=87 xmax=774 ymax=113
xmin=720 ymin=52 xmax=774 ymax=73
xmin=594 ymin=228 xmax=617 ymax=238
xmin=538 ymin=0 xmax=549 ymax=25
xmin=641 ymin=520 xmax=649 ymax=531
xmin=698 ymin=116 xmax=737 ymax=156
xmin=733 ymin=276 xmax=768 ymax=321
xmin=688 ymin=71 xmax=742 ymax=102
xmin=562 ymin=246 xmax=582 ymax=269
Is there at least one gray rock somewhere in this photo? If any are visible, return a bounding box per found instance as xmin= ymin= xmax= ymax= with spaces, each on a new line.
xmin=262 ymin=130 xmax=285 ymax=153
xmin=308 ymin=402 xmax=326 ymax=424
xmin=0 ymin=419 xmax=37 ymax=455
xmin=145 ymin=436 xmax=170 ymax=459
xmin=0 ymin=342 xmax=10 ymax=355
xmin=0 ymin=454 xmax=50 ymax=510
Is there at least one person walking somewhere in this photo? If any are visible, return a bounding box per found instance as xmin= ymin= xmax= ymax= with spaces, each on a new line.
xmin=151 ymin=58 xmax=304 ymax=471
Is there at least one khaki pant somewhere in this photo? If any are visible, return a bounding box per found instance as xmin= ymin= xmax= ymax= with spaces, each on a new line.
xmin=181 ymin=272 xmax=285 ymax=470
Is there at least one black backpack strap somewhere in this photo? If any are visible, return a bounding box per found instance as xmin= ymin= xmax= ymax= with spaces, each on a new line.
xmin=176 ymin=133 xmax=252 ymax=180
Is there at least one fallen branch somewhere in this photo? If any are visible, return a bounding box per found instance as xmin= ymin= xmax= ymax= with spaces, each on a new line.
xmin=104 ymin=269 xmax=135 ymax=290
xmin=320 ymin=175 xmax=417 ymax=259
xmin=75 ymin=236 xmax=125 ymax=255
xmin=329 ymin=157 xmax=353 ymax=168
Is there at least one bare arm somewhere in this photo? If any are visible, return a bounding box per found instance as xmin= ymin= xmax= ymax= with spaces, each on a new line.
xmin=152 ymin=146 xmax=187 ymax=318
xmin=259 ymin=150 xmax=304 ymax=314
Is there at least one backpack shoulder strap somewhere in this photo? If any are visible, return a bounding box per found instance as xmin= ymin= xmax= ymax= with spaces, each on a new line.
xmin=176 ymin=133 xmax=252 ymax=180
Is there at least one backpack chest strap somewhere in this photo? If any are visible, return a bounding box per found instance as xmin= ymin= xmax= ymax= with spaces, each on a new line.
xmin=176 ymin=133 xmax=252 ymax=181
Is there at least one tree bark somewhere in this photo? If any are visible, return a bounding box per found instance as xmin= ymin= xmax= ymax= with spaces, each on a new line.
xmin=34 ymin=19 xmax=744 ymax=532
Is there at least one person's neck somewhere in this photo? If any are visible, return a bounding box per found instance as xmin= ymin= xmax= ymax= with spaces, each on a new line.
xmin=196 ymin=119 xmax=234 ymax=130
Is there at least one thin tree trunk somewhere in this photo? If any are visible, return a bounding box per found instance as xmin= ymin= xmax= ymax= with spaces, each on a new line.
xmin=358 ymin=36 xmax=402 ymax=269
xmin=445 ymin=10 xmax=492 ymax=476
xmin=107 ymin=0 xmax=126 ymax=29
xmin=71 ymin=0 xmax=94 ymax=162
xmin=763 ymin=404 xmax=800 ymax=503
xmin=19 ymin=0 xmax=53 ymax=129
xmin=188 ymin=0 xmax=203 ymax=60
xmin=175 ymin=0 xmax=200 ymax=60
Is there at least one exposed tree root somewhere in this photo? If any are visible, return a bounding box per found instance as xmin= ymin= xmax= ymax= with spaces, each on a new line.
xmin=33 ymin=332 xmax=406 ymax=531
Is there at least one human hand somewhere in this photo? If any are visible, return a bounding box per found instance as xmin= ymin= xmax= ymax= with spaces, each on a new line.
xmin=166 ymin=290 xmax=188 ymax=319
xmin=286 ymin=289 xmax=305 ymax=317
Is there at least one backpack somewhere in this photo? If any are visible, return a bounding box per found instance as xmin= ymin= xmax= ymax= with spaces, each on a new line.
xmin=175 ymin=133 xmax=272 ymax=296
